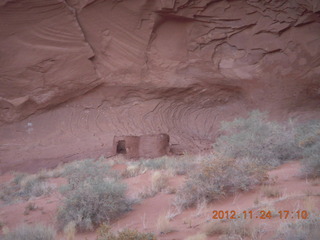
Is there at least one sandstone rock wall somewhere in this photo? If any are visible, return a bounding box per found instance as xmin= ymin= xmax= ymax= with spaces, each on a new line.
xmin=0 ymin=0 xmax=320 ymax=173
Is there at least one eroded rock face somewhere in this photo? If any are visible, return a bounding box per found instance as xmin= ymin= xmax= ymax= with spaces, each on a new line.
xmin=0 ymin=0 xmax=100 ymax=124
xmin=0 ymin=0 xmax=320 ymax=173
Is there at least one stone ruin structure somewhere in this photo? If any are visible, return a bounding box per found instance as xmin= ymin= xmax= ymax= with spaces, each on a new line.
xmin=113 ymin=133 xmax=170 ymax=159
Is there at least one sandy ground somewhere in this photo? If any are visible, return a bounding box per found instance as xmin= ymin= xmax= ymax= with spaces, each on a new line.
xmin=0 ymin=160 xmax=319 ymax=240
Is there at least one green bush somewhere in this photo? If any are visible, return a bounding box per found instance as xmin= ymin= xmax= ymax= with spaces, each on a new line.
xmin=4 ymin=224 xmax=56 ymax=240
xmin=174 ymin=155 xmax=267 ymax=209
xmin=96 ymin=224 xmax=156 ymax=240
xmin=57 ymin=178 xmax=131 ymax=231
xmin=214 ymin=111 xmax=299 ymax=166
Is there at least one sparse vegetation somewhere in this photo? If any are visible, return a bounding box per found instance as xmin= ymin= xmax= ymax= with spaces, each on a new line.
xmin=19 ymin=175 xmax=52 ymax=198
xmin=276 ymin=214 xmax=320 ymax=240
xmin=174 ymin=155 xmax=267 ymax=209
xmin=0 ymin=219 xmax=5 ymax=231
xmin=206 ymin=218 xmax=264 ymax=240
xmin=64 ymin=221 xmax=76 ymax=240
xmin=203 ymin=221 xmax=229 ymax=236
xmin=214 ymin=111 xmax=299 ymax=167
xmin=303 ymin=145 xmax=320 ymax=176
xmin=128 ymin=155 xmax=197 ymax=177
xmin=156 ymin=215 xmax=175 ymax=235
xmin=0 ymin=172 xmax=52 ymax=203
xmin=96 ymin=223 xmax=156 ymax=240
xmin=122 ymin=163 xmax=145 ymax=178
xmin=3 ymin=224 xmax=56 ymax=240
xmin=289 ymin=119 xmax=320 ymax=177
xmin=24 ymin=202 xmax=37 ymax=215
xmin=226 ymin=218 xmax=253 ymax=238
xmin=261 ymin=185 xmax=283 ymax=198
xmin=57 ymin=178 xmax=131 ymax=231
xmin=62 ymin=158 xmax=112 ymax=190
xmin=151 ymin=171 xmax=169 ymax=192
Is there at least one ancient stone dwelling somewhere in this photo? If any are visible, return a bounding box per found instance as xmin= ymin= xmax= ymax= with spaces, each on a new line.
xmin=113 ymin=134 xmax=170 ymax=159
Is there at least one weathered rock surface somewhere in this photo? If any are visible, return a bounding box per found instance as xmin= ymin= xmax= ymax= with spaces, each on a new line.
xmin=0 ymin=0 xmax=100 ymax=124
xmin=0 ymin=0 xmax=320 ymax=173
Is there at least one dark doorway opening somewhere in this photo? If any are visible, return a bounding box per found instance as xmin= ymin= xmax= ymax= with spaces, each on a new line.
xmin=116 ymin=140 xmax=126 ymax=154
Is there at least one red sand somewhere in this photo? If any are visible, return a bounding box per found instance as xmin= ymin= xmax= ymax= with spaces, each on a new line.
xmin=0 ymin=160 xmax=319 ymax=239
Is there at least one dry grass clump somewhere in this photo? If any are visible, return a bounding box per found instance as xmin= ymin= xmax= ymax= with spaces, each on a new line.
xmin=275 ymin=214 xmax=320 ymax=240
xmin=3 ymin=224 xmax=56 ymax=240
xmin=156 ymin=215 xmax=175 ymax=235
xmin=174 ymin=155 xmax=267 ymax=209
xmin=64 ymin=221 xmax=76 ymax=240
xmin=203 ymin=221 xmax=229 ymax=236
xmin=226 ymin=218 xmax=253 ymax=238
xmin=185 ymin=233 xmax=207 ymax=240
xmin=151 ymin=171 xmax=169 ymax=192
xmin=138 ymin=171 xmax=170 ymax=199
xmin=139 ymin=155 xmax=197 ymax=175
xmin=96 ymin=223 xmax=156 ymax=240
xmin=0 ymin=172 xmax=52 ymax=203
xmin=261 ymin=185 xmax=283 ymax=198
xmin=206 ymin=218 xmax=264 ymax=240
xmin=122 ymin=163 xmax=145 ymax=178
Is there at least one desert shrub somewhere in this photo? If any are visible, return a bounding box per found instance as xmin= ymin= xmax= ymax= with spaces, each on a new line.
xmin=141 ymin=157 xmax=168 ymax=170
xmin=261 ymin=185 xmax=282 ymax=198
xmin=168 ymin=155 xmax=198 ymax=175
xmin=295 ymin=120 xmax=320 ymax=147
xmin=296 ymin=120 xmax=320 ymax=177
xmin=140 ymin=155 xmax=197 ymax=175
xmin=138 ymin=172 xmax=169 ymax=199
xmin=122 ymin=163 xmax=144 ymax=178
xmin=276 ymin=214 xmax=319 ymax=240
xmin=3 ymin=224 xmax=56 ymax=240
xmin=0 ymin=173 xmax=52 ymax=203
xmin=57 ymin=178 xmax=131 ymax=231
xmin=226 ymin=218 xmax=253 ymax=238
xmin=214 ymin=111 xmax=299 ymax=166
xmin=18 ymin=175 xmax=52 ymax=198
xmin=151 ymin=171 xmax=169 ymax=192
xmin=64 ymin=221 xmax=76 ymax=240
xmin=13 ymin=172 xmax=28 ymax=184
xmin=96 ymin=223 xmax=156 ymax=240
xmin=301 ymin=142 xmax=320 ymax=177
xmin=62 ymin=158 xmax=111 ymax=189
xmin=174 ymin=155 xmax=267 ymax=209
xmin=156 ymin=215 xmax=175 ymax=234
xmin=0 ymin=183 xmax=20 ymax=203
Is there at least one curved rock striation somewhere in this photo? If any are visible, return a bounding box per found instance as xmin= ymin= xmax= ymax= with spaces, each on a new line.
xmin=0 ymin=0 xmax=320 ymax=173
xmin=0 ymin=0 xmax=100 ymax=124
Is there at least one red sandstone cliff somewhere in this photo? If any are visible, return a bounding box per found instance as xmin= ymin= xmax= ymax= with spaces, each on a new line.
xmin=0 ymin=0 xmax=320 ymax=173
